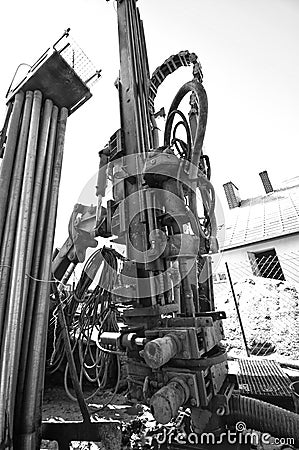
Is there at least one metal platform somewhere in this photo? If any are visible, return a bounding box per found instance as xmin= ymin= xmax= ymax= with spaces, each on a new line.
xmin=236 ymin=358 xmax=293 ymax=409
xmin=6 ymin=31 xmax=101 ymax=115
xmin=7 ymin=50 xmax=91 ymax=114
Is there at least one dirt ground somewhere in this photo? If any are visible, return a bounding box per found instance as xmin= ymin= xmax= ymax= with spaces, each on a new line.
xmin=214 ymin=276 xmax=299 ymax=359
xmin=42 ymin=383 xmax=155 ymax=449
xmin=42 ymin=384 xmax=144 ymax=423
xmin=42 ymin=381 xmax=299 ymax=450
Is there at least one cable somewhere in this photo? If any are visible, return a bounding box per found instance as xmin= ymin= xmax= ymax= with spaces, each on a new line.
xmin=89 ymin=355 xmax=122 ymax=414
xmin=47 ymin=247 xmax=125 ymax=404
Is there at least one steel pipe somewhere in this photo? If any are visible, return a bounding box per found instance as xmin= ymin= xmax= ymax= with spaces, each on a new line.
xmin=0 ymin=91 xmax=33 ymax=347
xmin=14 ymin=106 xmax=59 ymax=427
xmin=20 ymin=98 xmax=53 ymax=331
xmin=14 ymin=100 xmax=54 ymax=435
xmin=0 ymin=90 xmax=42 ymax=445
xmin=20 ymin=105 xmax=59 ymax=325
xmin=18 ymin=108 xmax=68 ymax=449
xmin=0 ymin=92 xmax=24 ymax=243
xmin=0 ymin=102 xmax=13 ymax=158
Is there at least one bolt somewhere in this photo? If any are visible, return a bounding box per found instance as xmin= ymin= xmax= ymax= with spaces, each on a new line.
xmin=187 ymin=378 xmax=193 ymax=386
xmin=151 ymin=159 xmax=156 ymax=165
xmin=179 ymin=334 xmax=185 ymax=340
xmin=190 ymin=398 xmax=197 ymax=407
xmin=183 ymin=351 xmax=189 ymax=358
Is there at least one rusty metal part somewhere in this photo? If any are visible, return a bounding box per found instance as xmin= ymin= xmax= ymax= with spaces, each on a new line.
xmin=144 ymin=320 xmax=225 ymax=361
xmin=150 ymin=377 xmax=190 ymax=424
xmin=142 ymin=333 xmax=182 ymax=369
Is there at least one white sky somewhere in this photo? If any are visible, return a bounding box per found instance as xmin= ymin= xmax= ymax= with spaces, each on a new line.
xmin=1 ymin=0 xmax=299 ymax=247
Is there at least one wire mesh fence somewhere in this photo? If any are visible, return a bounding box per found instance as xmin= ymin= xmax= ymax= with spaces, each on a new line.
xmin=55 ymin=33 xmax=101 ymax=88
xmin=212 ymin=250 xmax=299 ymax=359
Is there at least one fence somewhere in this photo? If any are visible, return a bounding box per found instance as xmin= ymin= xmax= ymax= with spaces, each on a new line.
xmin=213 ymin=250 xmax=299 ymax=359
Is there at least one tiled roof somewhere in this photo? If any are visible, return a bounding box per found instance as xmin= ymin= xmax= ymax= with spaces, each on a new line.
xmin=219 ymin=180 xmax=299 ymax=250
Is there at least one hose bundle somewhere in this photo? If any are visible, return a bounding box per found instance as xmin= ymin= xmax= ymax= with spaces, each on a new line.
xmin=47 ymin=247 xmax=124 ymax=401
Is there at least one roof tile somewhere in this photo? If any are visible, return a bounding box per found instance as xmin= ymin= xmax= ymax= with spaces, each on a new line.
xmin=219 ymin=182 xmax=299 ymax=249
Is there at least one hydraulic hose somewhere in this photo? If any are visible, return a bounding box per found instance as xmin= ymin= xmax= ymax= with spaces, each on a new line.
xmin=229 ymin=394 xmax=299 ymax=445
xmin=164 ymin=79 xmax=208 ymax=170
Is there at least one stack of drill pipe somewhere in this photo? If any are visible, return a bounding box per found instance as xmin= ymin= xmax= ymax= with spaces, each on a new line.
xmin=0 ymin=89 xmax=68 ymax=449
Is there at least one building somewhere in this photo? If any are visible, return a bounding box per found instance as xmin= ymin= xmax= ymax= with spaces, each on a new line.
xmin=212 ymin=172 xmax=299 ymax=284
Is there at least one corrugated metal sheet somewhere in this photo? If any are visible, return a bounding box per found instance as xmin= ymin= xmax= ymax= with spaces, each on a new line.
xmin=220 ymin=182 xmax=299 ymax=249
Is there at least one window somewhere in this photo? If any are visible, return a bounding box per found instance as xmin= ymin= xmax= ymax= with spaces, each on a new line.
xmin=248 ymin=248 xmax=285 ymax=280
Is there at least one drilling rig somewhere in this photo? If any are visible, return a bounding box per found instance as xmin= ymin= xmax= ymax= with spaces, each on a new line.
xmin=51 ymin=0 xmax=234 ymax=440
xmin=1 ymin=0 xmax=299 ymax=449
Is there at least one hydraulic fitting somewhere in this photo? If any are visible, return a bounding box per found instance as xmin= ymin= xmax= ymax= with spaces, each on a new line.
xmin=100 ymin=331 xmax=146 ymax=351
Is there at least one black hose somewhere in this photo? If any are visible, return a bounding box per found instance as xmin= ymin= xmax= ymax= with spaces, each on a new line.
xmin=166 ymin=109 xmax=192 ymax=159
xmin=229 ymin=394 xmax=299 ymax=445
xmin=164 ymin=79 xmax=208 ymax=170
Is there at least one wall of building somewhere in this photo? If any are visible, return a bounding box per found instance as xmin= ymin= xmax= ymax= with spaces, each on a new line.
xmin=211 ymin=233 xmax=299 ymax=284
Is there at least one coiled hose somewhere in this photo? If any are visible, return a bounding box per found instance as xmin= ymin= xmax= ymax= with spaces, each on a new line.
xmin=229 ymin=394 xmax=299 ymax=445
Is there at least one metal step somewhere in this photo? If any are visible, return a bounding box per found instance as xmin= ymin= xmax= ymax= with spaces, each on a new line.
xmin=236 ymin=358 xmax=293 ymax=409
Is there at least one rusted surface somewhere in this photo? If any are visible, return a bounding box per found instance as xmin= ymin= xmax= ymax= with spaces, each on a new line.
xmin=150 ymin=379 xmax=190 ymax=424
